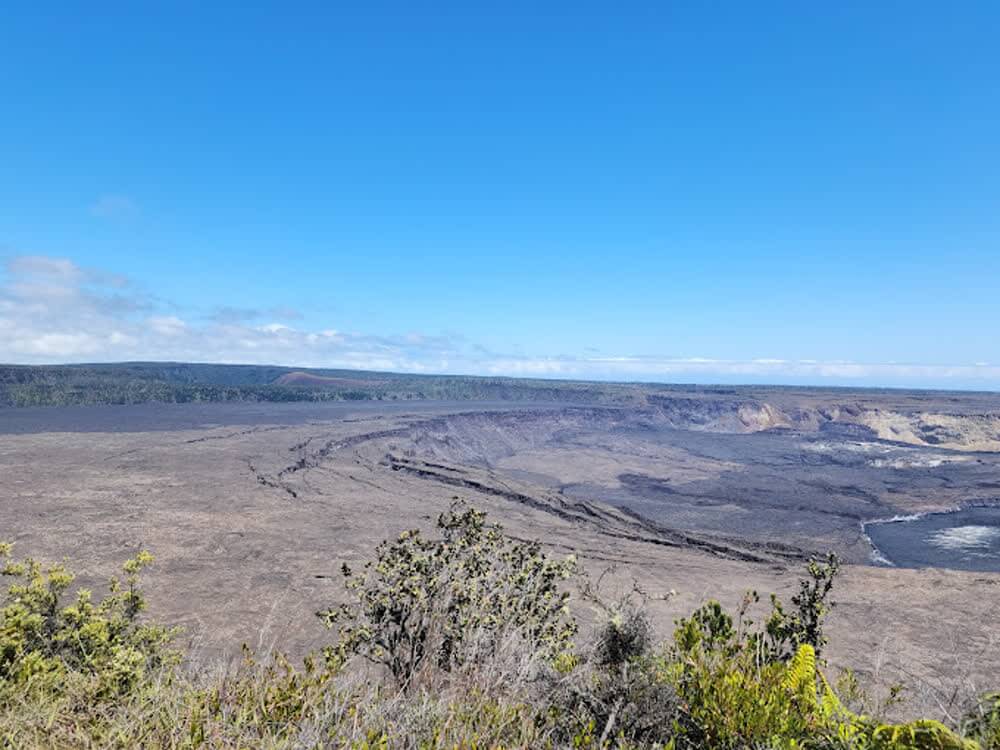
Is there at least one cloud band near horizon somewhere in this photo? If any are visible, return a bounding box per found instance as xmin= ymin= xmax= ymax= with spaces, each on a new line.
xmin=1 ymin=254 xmax=998 ymax=390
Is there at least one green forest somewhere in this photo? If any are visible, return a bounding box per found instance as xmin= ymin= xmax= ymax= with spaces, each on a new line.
xmin=0 ymin=363 xmax=644 ymax=408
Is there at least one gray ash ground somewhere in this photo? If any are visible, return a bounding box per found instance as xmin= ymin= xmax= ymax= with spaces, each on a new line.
xmin=0 ymin=400 xmax=564 ymax=434
xmin=3 ymin=387 xmax=1000 ymax=716
xmin=476 ymin=420 xmax=1000 ymax=566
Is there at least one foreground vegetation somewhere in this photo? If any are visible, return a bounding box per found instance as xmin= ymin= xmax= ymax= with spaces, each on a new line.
xmin=2 ymin=507 xmax=997 ymax=748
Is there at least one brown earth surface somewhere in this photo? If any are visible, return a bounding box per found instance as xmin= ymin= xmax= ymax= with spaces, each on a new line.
xmin=2 ymin=390 xmax=999 ymax=718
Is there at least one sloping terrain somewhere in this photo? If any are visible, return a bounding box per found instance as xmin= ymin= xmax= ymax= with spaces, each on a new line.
xmin=272 ymin=372 xmax=384 ymax=388
xmin=1 ymin=387 xmax=999 ymax=717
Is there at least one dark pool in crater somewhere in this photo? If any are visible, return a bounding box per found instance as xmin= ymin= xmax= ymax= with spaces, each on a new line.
xmin=865 ymin=507 xmax=1000 ymax=571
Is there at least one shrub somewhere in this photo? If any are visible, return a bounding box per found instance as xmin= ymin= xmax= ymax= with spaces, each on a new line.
xmin=549 ymin=606 xmax=683 ymax=747
xmin=963 ymin=692 xmax=1000 ymax=749
xmin=183 ymin=648 xmax=338 ymax=747
xmin=671 ymin=597 xmax=818 ymax=747
xmin=0 ymin=542 xmax=178 ymax=701
xmin=0 ymin=512 xmax=994 ymax=749
xmin=595 ymin=607 xmax=653 ymax=670
xmin=669 ymin=581 xmax=977 ymax=750
xmin=318 ymin=503 xmax=578 ymax=685
xmin=765 ymin=552 xmax=841 ymax=661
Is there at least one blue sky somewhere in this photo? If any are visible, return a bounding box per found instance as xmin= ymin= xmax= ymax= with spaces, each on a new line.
xmin=2 ymin=2 xmax=998 ymax=388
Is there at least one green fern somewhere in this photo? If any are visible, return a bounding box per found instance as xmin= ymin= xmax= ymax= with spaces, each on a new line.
xmin=867 ymin=718 xmax=979 ymax=749
xmin=783 ymin=643 xmax=817 ymax=705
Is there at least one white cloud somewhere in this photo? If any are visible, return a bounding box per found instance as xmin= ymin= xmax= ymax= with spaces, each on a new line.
xmin=148 ymin=316 xmax=187 ymax=336
xmin=473 ymin=355 xmax=1000 ymax=388
xmin=25 ymin=333 xmax=105 ymax=357
xmin=7 ymin=255 xmax=83 ymax=280
xmin=0 ymin=254 xmax=472 ymax=371
xmin=0 ymin=254 xmax=998 ymax=390
xmin=209 ymin=306 xmax=261 ymax=324
xmin=269 ymin=306 xmax=302 ymax=321
xmin=90 ymin=194 xmax=137 ymax=219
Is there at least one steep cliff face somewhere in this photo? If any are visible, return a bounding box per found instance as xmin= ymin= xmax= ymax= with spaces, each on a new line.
xmin=856 ymin=411 xmax=1000 ymax=451
xmin=645 ymin=395 xmax=1000 ymax=451
xmin=645 ymin=396 xmax=791 ymax=433
xmin=390 ymin=404 xmax=1000 ymax=492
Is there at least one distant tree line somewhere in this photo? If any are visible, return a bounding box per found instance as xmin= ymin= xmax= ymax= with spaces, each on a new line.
xmin=0 ymin=363 xmax=645 ymax=408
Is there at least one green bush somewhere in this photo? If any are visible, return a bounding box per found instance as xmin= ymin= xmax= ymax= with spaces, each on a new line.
xmin=0 ymin=508 xmax=997 ymax=749
xmin=0 ymin=543 xmax=177 ymax=701
xmin=669 ymin=588 xmax=977 ymax=750
xmin=549 ymin=607 xmax=683 ymax=747
xmin=765 ymin=552 xmax=841 ymax=661
xmin=671 ymin=598 xmax=824 ymax=747
xmin=964 ymin=692 xmax=1000 ymax=749
xmin=318 ymin=503 xmax=577 ymax=685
